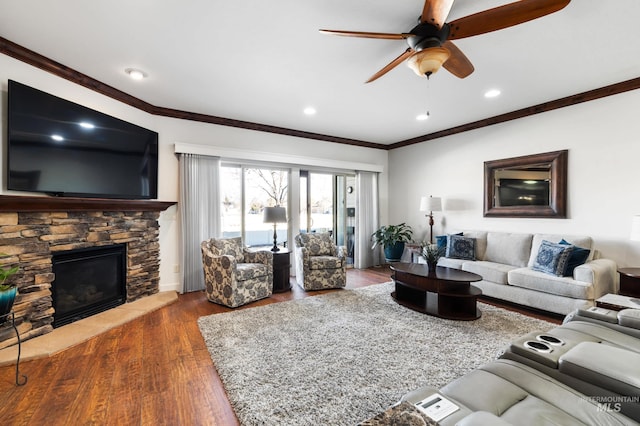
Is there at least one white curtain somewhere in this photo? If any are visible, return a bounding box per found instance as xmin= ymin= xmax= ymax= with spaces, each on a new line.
xmin=179 ymin=154 xmax=221 ymax=293
xmin=355 ymin=171 xmax=380 ymax=268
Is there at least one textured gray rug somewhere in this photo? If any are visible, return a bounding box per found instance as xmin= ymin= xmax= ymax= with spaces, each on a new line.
xmin=198 ymin=282 xmax=556 ymax=425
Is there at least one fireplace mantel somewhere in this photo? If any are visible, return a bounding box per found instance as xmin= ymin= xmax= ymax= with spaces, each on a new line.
xmin=0 ymin=195 xmax=176 ymax=212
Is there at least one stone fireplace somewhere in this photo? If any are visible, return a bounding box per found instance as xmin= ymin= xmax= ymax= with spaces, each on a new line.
xmin=0 ymin=195 xmax=175 ymax=349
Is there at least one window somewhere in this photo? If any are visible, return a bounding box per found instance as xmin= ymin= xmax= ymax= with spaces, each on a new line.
xmin=220 ymin=165 xmax=289 ymax=247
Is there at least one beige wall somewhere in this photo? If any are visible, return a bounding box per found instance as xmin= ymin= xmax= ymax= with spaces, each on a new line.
xmin=389 ymin=89 xmax=640 ymax=267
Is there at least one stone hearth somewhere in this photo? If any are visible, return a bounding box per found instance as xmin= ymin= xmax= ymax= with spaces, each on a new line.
xmin=0 ymin=195 xmax=175 ymax=349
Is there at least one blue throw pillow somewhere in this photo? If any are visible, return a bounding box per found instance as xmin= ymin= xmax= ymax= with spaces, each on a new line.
xmin=446 ymin=234 xmax=475 ymax=260
xmin=558 ymin=239 xmax=591 ymax=276
xmin=436 ymin=232 xmax=463 ymax=251
xmin=532 ymin=240 xmax=574 ymax=276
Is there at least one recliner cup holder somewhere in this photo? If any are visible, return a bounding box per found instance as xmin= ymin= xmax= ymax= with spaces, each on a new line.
xmin=524 ymin=340 xmax=553 ymax=353
xmin=536 ymin=334 xmax=565 ymax=346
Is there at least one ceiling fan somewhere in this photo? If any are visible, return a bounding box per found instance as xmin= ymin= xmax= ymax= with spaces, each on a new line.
xmin=320 ymin=0 xmax=571 ymax=83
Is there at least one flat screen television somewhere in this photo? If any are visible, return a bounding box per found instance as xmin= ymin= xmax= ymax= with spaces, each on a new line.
xmin=7 ymin=80 xmax=158 ymax=199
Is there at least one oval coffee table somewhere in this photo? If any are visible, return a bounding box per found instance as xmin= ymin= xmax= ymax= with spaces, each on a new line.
xmin=390 ymin=263 xmax=483 ymax=320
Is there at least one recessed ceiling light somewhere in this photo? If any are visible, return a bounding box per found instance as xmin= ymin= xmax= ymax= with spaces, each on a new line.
xmin=51 ymin=134 xmax=64 ymax=142
xmin=79 ymin=121 xmax=95 ymax=129
xmin=303 ymin=107 xmax=316 ymax=116
xmin=125 ymin=68 xmax=147 ymax=80
xmin=416 ymin=113 xmax=430 ymax=121
xmin=484 ymin=89 xmax=501 ymax=98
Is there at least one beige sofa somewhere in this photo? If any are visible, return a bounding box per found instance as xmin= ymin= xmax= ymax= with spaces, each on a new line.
xmin=437 ymin=231 xmax=618 ymax=315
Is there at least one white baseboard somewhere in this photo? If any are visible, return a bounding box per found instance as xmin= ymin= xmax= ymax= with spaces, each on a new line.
xmin=159 ymin=282 xmax=181 ymax=294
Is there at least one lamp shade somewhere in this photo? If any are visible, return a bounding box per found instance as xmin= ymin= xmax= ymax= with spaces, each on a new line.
xmin=631 ymin=215 xmax=640 ymax=241
xmin=263 ymin=206 xmax=287 ymax=223
xmin=419 ymin=196 xmax=442 ymax=213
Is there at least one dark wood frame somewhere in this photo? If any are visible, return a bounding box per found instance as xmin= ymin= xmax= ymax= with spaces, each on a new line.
xmin=484 ymin=150 xmax=568 ymax=218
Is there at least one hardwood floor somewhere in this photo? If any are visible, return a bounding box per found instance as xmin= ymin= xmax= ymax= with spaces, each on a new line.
xmin=0 ymin=266 xmax=558 ymax=425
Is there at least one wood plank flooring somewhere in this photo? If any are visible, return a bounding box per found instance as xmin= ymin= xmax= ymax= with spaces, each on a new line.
xmin=0 ymin=267 xmax=558 ymax=425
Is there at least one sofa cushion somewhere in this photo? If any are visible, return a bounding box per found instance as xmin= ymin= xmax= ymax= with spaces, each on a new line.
xmin=531 ymin=240 xmax=574 ymax=276
xmin=484 ymin=232 xmax=533 ymax=267
xmin=528 ymin=234 xmax=594 ymax=267
xmin=462 ymin=261 xmax=516 ymax=285
xmin=508 ymin=267 xmax=594 ymax=299
xmin=558 ymin=239 xmax=591 ymax=276
xmin=446 ymin=234 xmax=476 ymax=260
xmin=437 ymin=257 xmax=466 ymax=269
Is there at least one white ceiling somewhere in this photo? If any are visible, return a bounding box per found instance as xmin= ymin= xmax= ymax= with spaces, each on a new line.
xmin=1 ymin=0 xmax=639 ymax=145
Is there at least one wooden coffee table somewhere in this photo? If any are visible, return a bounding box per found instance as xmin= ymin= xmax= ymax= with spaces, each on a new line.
xmin=390 ymin=263 xmax=483 ymax=320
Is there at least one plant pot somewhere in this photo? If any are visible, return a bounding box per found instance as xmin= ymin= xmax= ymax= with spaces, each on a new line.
xmin=427 ymin=261 xmax=438 ymax=275
xmin=0 ymin=286 xmax=18 ymax=318
xmin=384 ymin=242 xmax=405 ymax=262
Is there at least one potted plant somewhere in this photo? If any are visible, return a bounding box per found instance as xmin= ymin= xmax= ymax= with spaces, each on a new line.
xmin=371 ymin=223 xmax=413 ymax=262
xmin=0 ymin=254 xmax=19 ymax=318
xmin=420 ymin=243 xmax=445 ymax=274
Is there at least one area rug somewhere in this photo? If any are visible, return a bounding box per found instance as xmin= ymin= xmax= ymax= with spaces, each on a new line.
xmin=198 ymin=282 xmax=556 ymax=425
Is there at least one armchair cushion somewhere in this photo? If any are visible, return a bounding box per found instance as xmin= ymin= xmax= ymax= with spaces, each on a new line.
xmin=309 ymin=255 xmax=343 ymax=270
xmin=296 ymin=233 xmax=335 ymax=256
xmin=236 ymin=263 xmax=269 ymax=281
xmin=210 ymin=236 xmax=245 ymax=262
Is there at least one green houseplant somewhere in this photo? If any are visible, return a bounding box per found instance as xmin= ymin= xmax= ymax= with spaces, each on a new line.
xmin=420 ymin=243 xmax=445 ymax=274
xmin=371 ymin=223 xmax=413 ymax=262
xmin=0 ymin=255 xmax=20 ymax=317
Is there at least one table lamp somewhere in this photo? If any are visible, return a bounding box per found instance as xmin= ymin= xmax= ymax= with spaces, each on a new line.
xmin=263 ymin=206 xmax=287 ymax=251
xmin=419 ymin=195 xmax=442 ymax=244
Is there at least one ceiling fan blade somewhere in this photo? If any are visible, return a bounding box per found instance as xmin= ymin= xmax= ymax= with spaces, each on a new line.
xmin=365 ymin=49 xmax=416 ymax=83
xmin=441 ymin=41 xmax=474 ymax=78
xmin=448 ymin=0 xmax=571 ymax=40
xmin=421 ymin=0 xmax=455 ymax=28
xmin=319 ymin=29 xmax=414 ymax=40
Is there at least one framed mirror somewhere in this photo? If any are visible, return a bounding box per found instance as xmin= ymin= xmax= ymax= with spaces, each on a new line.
xmin=484 ymin=150 xmax=567 ymax=218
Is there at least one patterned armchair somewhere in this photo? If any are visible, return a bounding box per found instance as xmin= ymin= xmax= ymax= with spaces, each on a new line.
xmin=201 ymin=237 xmax=273 ymax=308
xmin=294 ymin=233 xmax=347 ymax=291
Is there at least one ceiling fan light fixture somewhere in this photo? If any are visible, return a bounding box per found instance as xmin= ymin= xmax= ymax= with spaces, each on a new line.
xmin=407 ymin=47 xmax=450 ymax=77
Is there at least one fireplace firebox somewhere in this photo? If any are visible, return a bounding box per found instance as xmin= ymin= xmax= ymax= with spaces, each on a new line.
xmin=52 ymin=244 xmax=127 ymax=328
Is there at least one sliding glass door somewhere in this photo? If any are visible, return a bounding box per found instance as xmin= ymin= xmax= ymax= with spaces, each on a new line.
xmin=300 ymin=171 xmax=355 ymax=266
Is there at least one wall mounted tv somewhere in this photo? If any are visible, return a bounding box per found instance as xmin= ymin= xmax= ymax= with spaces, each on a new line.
xmin=7 ymin=80 xmax=158 ymax=199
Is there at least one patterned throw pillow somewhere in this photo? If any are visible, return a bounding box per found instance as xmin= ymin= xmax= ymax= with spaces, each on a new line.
xmin=558 ymin=239 xmax=591 ymax=276
xmin=436 ymin=232 xmax=463 ymax=252
xmin=531 ymin=240 xmax=574 ymax=276
xmin=299 ymin=233 xmax=334 ymax=256
xmin=445 ymin=234 xmax=476 ymax=260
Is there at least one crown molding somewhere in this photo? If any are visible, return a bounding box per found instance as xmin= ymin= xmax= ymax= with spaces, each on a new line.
xmin=2 ymin=36 xmax=639 ymax=152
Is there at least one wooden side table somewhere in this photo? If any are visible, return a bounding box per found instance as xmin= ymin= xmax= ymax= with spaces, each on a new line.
xmin=272 ymin=248 xmax=291 ymax=293
xmin=618 ymin=268 xmax=640 ymax=298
